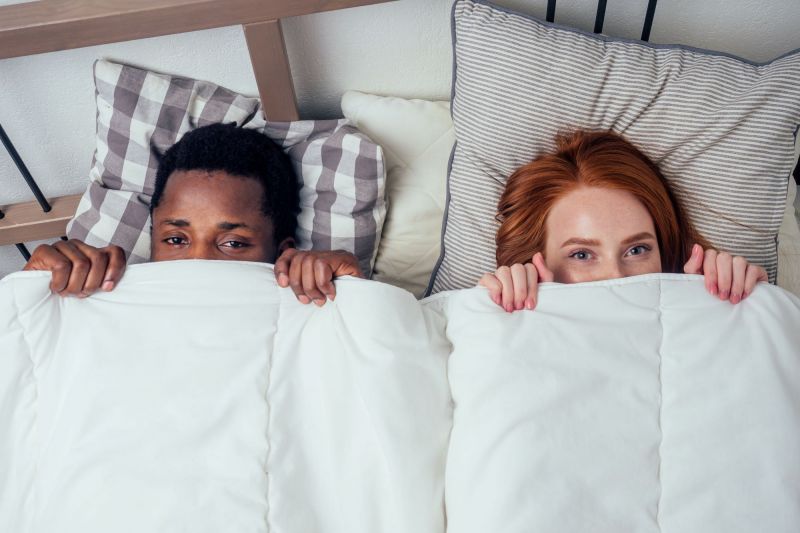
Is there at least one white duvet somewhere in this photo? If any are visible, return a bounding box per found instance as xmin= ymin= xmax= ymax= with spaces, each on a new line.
xmin=1 ymin=261 xmax=798 ymax=533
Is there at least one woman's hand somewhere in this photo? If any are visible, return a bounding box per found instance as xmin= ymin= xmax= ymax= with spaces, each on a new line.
xmin=274 ymin=249 xmax=364 ymax=306
xmin=683 ymin=243 xmax=767 ymax=304
xmin=478 ymin=252 xmax=554 ymax=312
xmin=23 ymin=240 xmax=126 ymax=297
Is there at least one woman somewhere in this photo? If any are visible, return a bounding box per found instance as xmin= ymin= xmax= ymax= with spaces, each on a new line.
xmin=480 ymin=130 xmax=768 ymax=312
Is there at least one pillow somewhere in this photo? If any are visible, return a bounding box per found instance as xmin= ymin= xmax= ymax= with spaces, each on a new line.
xmin=341 ymin=91 xmax=453 ymax=297
xmin=67 ymin=60 xmax=386 ymax=275
xmin=429 ymin=0 xmax=800 ymax=293
xmin=342 ymin=91 xmax=800 ymax=299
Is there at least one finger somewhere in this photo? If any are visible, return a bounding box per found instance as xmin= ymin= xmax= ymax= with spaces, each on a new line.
xmin=743 ymin=265 xmax=768 ymax=298
xmin=495 ymin=266 xmax=514 ymax=312
xmin=728 ymin=256 xmax=747 ymax=304
xmin=314 ymin=259 xmax=336 ymax=304
xmin=53 ymin=241 xmax=91 ymax=297
xmin=702 ymin=249 xmax=718 ymax=296
xmin=532 ymin=252 xmax=555 ymax=282
xmin=274 ymin=248 xmax=297 ymax=287
xmin=524 ymin=263 xmax=539 ymax=310
xmin=331 ymin=251 xmax=364 ymax=279
xmin=715 ymin=252 xmax=733 ymax=300
xmin=510 ymin=264 xmax=528 ymax=310
xmin=683 ymin=243 xmax=704 ymax=274
xmin=26 ymin=244 xmax=72 ymax=293
xmin=288 ymin=252 xmax=309 ymax=303
xmin=101 ymin=245 xmax=127 ymax=291
xmin=301 ymin=255 xmax=327 ymax=305
xmin=72 ymin=241 xmax=108 ymax=295
xmin=478 ymin=273 xmax=503 ymax=307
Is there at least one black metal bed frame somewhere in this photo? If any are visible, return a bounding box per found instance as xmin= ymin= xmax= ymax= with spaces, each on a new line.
xmin=1 ymin=0 xmax=798 ymax=261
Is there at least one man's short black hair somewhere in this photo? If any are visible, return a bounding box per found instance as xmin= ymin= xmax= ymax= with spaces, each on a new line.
xmin=150 ymin=123 xmax=299 ymax=244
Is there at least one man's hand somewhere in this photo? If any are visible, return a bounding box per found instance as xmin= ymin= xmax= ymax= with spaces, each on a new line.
xmin=23 ymin=240 xmax=126 ymax=297
xmin=274 ymin=249 xmax=364 ymax=306
xmin=683 ymin=243 xmax=767 ymax=304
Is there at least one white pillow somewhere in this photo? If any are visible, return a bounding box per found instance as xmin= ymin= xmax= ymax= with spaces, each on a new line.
xmin=342 ymin=91 xmax=800 ymax=298
xmin=342 ymin=91 xmax=453 ymax=297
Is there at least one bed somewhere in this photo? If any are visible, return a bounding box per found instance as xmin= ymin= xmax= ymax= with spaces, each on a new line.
xmin=1 ymin=0 xmax=799 ymax=531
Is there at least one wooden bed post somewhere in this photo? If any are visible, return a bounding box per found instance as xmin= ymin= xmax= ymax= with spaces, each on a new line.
xmin=243 ymin=20 xmax=300 ymax=122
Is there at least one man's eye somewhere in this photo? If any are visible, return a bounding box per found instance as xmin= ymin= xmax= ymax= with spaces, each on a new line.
xmin=569 ymin=250 xmax=590 ymax=260
xmin=164 ymin=236 xmax=186 ymax=245
xmin=221 ymin=241 xmax=250 ymax=249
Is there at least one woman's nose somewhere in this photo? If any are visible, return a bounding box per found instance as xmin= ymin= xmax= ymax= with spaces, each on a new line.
xmin=594 ymin=261 xmax=624 ymax=282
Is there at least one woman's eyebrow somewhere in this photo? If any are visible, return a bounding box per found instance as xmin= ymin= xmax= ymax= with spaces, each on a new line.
xmin=621 ymin=232 xmax=657 ymax=245
xmin=561 ymin=237 xmax=600 ymax=247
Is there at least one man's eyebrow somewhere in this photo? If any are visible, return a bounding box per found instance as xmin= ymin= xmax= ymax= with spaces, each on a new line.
xmin=162 ymin=219 xmax=190 ymax=227
xmin=561 ymin=237 xmax=601 ymax=248
xmin=621 ymin=232 xmax=657 ymax=245
xmin=217 ymin=221 xmax=250 ymax=231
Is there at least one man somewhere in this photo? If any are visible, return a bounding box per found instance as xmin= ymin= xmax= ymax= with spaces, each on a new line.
xmin=23 ymin=123 xmax=364 ymax=305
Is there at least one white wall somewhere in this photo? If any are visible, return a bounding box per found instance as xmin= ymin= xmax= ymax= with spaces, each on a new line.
xmin=1 ymin=0 xmax=799 ymax=277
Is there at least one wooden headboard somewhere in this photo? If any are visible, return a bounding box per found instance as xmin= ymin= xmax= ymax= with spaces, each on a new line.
xmin=0 ymin=0 xmax=394 ymax=249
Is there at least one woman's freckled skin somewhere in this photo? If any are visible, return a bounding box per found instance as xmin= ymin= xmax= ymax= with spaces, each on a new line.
xmin=543 ymin=186 xmax=662 ymax=283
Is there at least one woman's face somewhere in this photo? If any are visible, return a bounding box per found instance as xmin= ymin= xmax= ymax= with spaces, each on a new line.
xmin=150 ymin=170 xmax=283 ymax=263
xmin=543 ymin=186 xmax=662 ymax=283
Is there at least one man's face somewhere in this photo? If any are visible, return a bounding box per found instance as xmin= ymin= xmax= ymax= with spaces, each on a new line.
xmin=150 ymin=169 xmax=282 ymax=263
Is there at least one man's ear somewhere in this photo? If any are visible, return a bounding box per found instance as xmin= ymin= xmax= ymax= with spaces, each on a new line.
xmin=277 ymin=237 xmax=295 ymax=254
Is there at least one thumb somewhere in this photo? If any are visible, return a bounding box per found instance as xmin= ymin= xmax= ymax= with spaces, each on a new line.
xmin=532 ymin=252 xmax=555 ymax=282
xmin=332 ymin=253 xmax=364 ymax=279
xmin=683 ymin=243 xmax=704 ymax=274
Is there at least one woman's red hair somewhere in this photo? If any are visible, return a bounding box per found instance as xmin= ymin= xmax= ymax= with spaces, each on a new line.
xmin=495 ymin=130 xmax=709 ymax=272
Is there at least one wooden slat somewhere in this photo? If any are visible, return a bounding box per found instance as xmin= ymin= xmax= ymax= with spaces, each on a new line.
xmin=244 ymin=20 xmax=299 ymax=121
xmin=0 ymin=0 xmax=394 ymax=60
xmin=0 ymin=194 xmax=82 ymax=246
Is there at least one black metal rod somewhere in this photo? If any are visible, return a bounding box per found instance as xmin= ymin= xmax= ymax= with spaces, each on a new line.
xmin=594 ymin=0 xmax=607 ymax=33
xmin=794 ymin=158 xmax=799 ymax=185
xmin=546 ymin=0 xmax=556 ymax=22
xmin=16 ymin=243 xmax=31 ymax=261
xmin=641 ymin=0 xmax=658 ymax=41
xmin=0 ymin=122 xmax=51 ymax=213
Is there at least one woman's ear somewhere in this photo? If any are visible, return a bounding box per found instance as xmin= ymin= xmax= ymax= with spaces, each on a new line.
xmin=277 ymin=237 xmax=295 ymax=254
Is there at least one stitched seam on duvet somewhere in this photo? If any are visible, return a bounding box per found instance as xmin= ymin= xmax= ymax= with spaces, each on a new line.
xmin=654 ymin=279 xmax=665 ymax=532
xmin=12 ymin=281 xmax=39 ymax=533
xmin=264 ymin=289 xmax=279 ymax=533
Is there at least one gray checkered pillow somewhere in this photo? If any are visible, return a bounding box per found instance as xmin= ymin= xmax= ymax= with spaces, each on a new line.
xmin=67 ymin=60 xmax=386 ymax=275
xmin=429 ymin=0 xmax=800 ymax=293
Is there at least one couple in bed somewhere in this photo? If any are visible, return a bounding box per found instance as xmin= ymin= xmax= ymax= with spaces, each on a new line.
xmin=23 ymin=123 xmax=767 ymax=306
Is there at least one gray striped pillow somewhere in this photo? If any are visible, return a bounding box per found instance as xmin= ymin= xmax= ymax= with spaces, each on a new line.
xmin=429 ymin=0 xmax=800 ymax=293
xmin=68 ymin=60 xmax=386 ymax=275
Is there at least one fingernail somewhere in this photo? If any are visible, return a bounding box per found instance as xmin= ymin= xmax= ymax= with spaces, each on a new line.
xmin=525 ymin=300 xmax=534 ymax=310
xmin=710 ymin=285 xmax=718 ymax=296
xmin=313 ymin=299 xmax=325 ymax=307
xmin=298 ymin=295 xmax=310 ymax=304
xmin=102 ymin=280 xmax=114 ymax=291
xmin=504 ymin=304 xmax=513 ymax=313
xmin=730 ymin=294 xmax=740 ymax=304
xmin=720 ymin=289 xmax=729 ymax=300
xmin=278 ymin=273 xmax=289 ymax=286
xmin=491 ymin=295 xmax=499 ymax=305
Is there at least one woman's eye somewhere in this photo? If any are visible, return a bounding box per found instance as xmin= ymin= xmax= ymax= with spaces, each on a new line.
xmin=570 ymin=250 xmax=590 ymax=261
xmin=627 ymin=245 xmax=650 ymax=256
xmin=164 ymin=236 xmax=186 ymax=246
